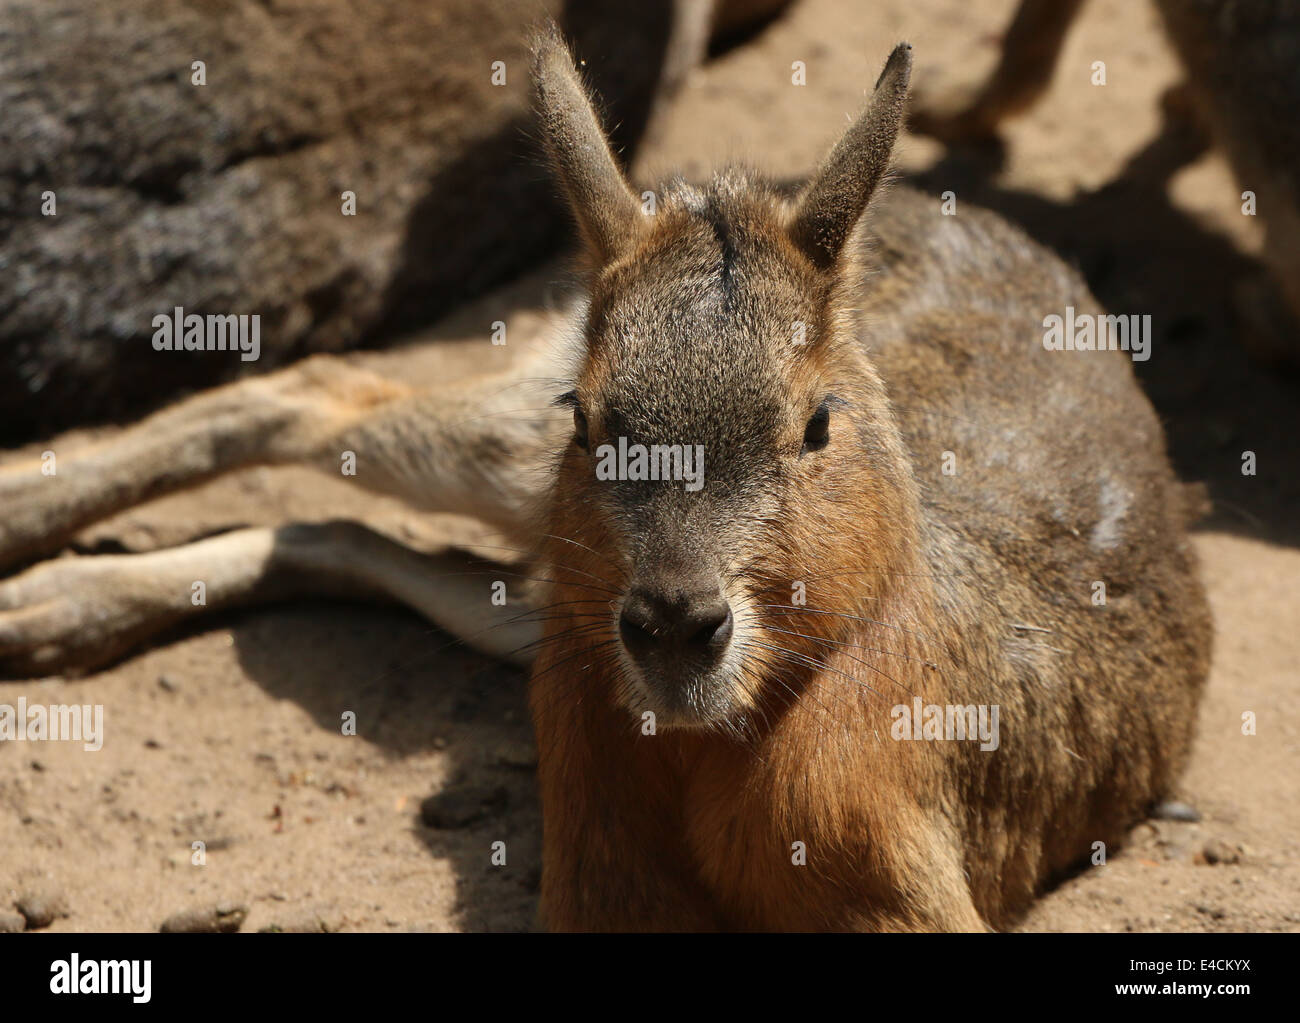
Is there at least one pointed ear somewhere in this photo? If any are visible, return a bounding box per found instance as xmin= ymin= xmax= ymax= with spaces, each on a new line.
xmin=788 ymin=43 xmax=913 ymax=269
xmin=531 ymin=23 xmax=647 ymax=264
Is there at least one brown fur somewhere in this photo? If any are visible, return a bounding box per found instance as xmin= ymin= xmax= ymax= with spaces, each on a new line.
xmin=528 ymin=29 xmax=1211 ymax=931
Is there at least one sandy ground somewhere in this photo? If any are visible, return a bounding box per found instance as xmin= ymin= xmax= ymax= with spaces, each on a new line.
xmin=2 ymin=0 xmax=1297 ymax=932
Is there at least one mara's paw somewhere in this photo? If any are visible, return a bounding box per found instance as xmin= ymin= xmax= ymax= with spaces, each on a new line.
xmin=0 ymin=554 xmax=191 ymax=677
xmin=0 ymin=457 xmax=73 ymax=572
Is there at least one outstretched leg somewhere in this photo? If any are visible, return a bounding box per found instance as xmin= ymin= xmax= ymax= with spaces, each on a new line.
xmin=0 ymin=336 xmax=573 ymax=675
xmin=0 ymin=348 xmax=566 ymax=571
xmin=910 ymin=0 xmax=1088 ymax=142
xmin=0 ymin=521 xmax=544 ymax=677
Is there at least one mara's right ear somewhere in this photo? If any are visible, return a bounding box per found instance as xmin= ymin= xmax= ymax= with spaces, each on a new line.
xmin=531 ymin=23 xmax=647 ymax=264
xmin=788 ymin=43 xmax=913 ymax=270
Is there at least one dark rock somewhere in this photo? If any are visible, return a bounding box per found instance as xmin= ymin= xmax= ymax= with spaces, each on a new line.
xmin=0 ymin=0 xmax=731 ymax=442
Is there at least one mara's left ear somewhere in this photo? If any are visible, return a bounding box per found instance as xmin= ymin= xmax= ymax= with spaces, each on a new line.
xmin=788 ymin=43 xmax=913 ymax=270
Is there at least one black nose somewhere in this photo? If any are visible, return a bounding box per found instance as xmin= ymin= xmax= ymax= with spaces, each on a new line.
xmin=619 ymin=586 xmax=734 ymax=664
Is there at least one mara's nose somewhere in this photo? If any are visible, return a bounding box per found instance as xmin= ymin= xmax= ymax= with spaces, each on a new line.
xmin=619 ymin=585 xmax=734 ymax=664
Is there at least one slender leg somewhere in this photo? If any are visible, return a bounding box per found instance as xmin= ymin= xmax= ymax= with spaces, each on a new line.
xmin=910 ymin=0 xmax=1089 ymax=142
xmin=0 ymin=356 xmax=407 ymax=569
xmin=0 ymin=349 xmax=566 ymax=571
xmin=0 ymin=521 xmax=542 ymax=677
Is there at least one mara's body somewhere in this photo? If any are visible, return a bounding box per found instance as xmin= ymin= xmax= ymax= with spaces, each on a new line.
xmin=531 ymin=180 xmax=1211 ymax=931
xmin=528 ymin=29 xmax=1211 ymax=930
xmin=0 ymin=29 xmax=1211 ymax=933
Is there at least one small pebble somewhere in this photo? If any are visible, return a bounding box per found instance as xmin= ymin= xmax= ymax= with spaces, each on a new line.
xmin=16 ymin=890 xmax=69 ymax=930
xmin=159 ymin=901 xmax=247 ymax=933
xmin=258 ymin=915 xmax=328 ymax=933
xmin=0 ymin=910 xmax=26 ymax=933
xmin=1202 ymin=839 xmax=1241 ymax=865
xmin=1151 ymin=800 xmax=1201 ymax=822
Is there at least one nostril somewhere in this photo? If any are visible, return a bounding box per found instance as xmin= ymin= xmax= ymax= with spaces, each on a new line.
xmin=619 ymin=609 xmax=657 ymax=656
xmin=689 ymin=603 xmax=733 ymax=651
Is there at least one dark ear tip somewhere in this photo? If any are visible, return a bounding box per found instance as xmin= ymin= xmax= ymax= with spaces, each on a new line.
xmin=887 ymin=41 xmax=914 ymax=68
xmin=875 ymin=41 xmax=914 ymax=91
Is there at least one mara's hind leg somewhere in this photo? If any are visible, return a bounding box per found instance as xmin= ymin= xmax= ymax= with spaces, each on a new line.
xmin=910 ymin=0 xmax=1088 ymax=143
xmin=0 ymin=521 xmax=543 ymax=677
xmin=0 ymin=355 xmax=408 ymax=570
xmin=0 ymin=341 xmax=569 ymax=675
xmin=0 ymin=348 xmax=565 ymax=571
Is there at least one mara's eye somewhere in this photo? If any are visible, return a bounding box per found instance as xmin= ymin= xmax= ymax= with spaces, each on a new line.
xmin=801 ymin=400 xmax=831 ymax=456
xmin=572 ymin=407 xmax=589 ymax=450
xmin=555 ymin=390 xmax=590 ymax=450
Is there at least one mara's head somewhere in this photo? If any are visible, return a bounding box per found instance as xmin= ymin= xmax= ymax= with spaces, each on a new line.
xmin=532 ymin=26 xmax=923 ymax=732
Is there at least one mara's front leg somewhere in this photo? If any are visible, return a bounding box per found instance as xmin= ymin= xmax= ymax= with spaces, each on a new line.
xmin=530 ymin=645 xmax=991 ymax=932
xmin=536 ymin=820 xmax=724 ymax=932
xmin=533 ymin=738 xmax=990 ymax=932
xmin=692 ymin=799 xmax=992 ymax=932
xmin=530 ymin=683 xmax=724 ymax=931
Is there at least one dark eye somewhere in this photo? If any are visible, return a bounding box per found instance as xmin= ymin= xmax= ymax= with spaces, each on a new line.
xmin=572 ymin=407 xmax=589 ymax=450
xmin=555 ymin=390 xmax=590 ymax=450
xmin=801 ymin=400 xmax=831 ymax=456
